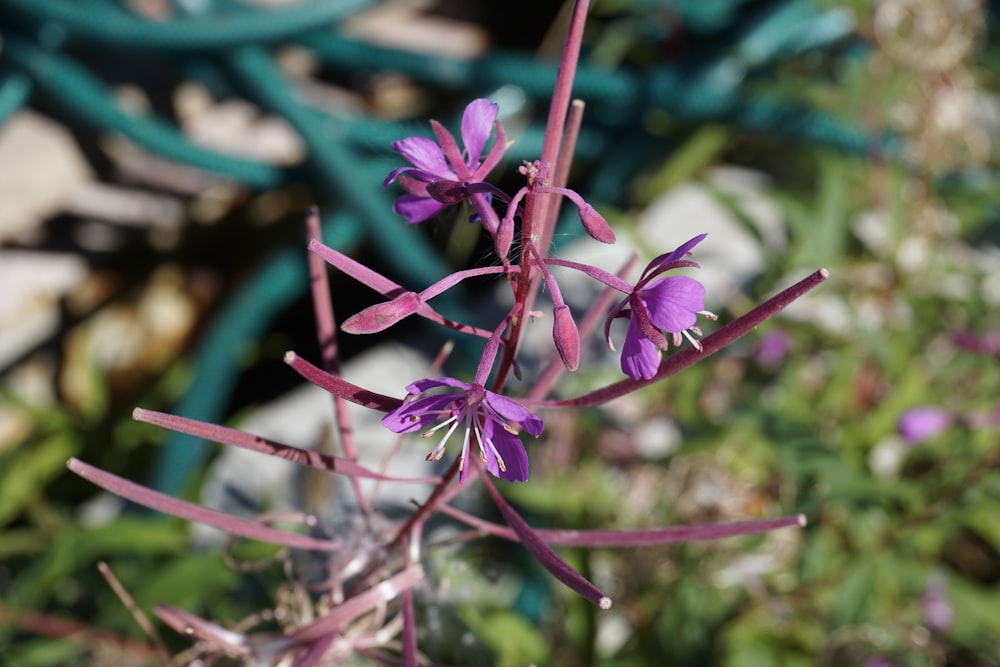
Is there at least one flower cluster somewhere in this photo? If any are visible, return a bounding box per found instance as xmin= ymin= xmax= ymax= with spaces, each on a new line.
xmin=370 ymin=99 xmax=719 ymax=475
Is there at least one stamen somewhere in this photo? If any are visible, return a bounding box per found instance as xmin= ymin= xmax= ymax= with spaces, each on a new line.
xmin=682 ymin=330 xmax=704 ymax=351
xmin=421 ymin=414 xmax=458 ymax=438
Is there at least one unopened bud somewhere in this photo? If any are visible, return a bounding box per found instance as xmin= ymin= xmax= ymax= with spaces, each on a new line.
xmin=553 ymin=304 xmax=580 ymax=371
xmin=578 ymin=204 xmax=616 ymax=244
xmin=426 ymin=180 xmax=468 ymax=205
xmin=342 ymin=292 xmax=421 ymax=334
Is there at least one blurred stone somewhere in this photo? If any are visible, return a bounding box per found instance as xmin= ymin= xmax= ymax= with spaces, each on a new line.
xmin=632 ymin=416 xmax=681 ymax=460
xmin=0 ymin=112 xmax=93 ymax=243
xmin=64 ymin=182 xmax=185 ymax=232
xmin=179 ymin=95 xmax=306 ymax=166
xmin=0 ymin=251 xmax=88 ymax=370
xmin=59 ymin=265 xmax=206 ymax=411
xmin=343 ymin=0 xmax=489 ymax=59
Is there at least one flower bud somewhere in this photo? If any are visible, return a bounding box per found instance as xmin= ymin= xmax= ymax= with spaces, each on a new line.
xmin=553 ymin=304 xmax=580 ymax=371
xmin=426 ymin=180 xmax=469 ymax=205
xmin=342 ymin=292 xmax=422 ymax=334
xmin=578 ymin=204 xmax=615 ymax=244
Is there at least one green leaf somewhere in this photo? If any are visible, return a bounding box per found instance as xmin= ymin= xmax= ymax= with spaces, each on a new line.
xmin=463 ymin=608 xmax=547 ymax=666
xmin=0 ymin=638 xmax=85 ymax=667
xmin=0 ymin=434 xmax=77 ymax=526
xmin=959 ymin=505 xmax=1000 ymax=555
xmin=832 ymin=558 xmax=876 ymax=625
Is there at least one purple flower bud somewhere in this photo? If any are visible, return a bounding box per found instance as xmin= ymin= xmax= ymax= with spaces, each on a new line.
xmin=425 ymin=180 xmax=469 ymax=205
xmin=898 ymin=407 xmax=953 ymax=445
xmin=553 ymin=304 xmax=580 ymax=371
xmin=342 ymin=293 xmax=422 ymax=334
xmin=578 ymin=204 xmax=615 ymax=244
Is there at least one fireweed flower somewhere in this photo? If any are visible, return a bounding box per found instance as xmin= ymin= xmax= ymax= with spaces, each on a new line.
xmin=382 ymin=377 xmax=543 ymax=483
xmin=898 ymin=406 xmax=953 ymax=445
xmin=606 ymin=234 xmax=717 ymax=380
xmin=383 ymin=98 xmax=506 ymax=224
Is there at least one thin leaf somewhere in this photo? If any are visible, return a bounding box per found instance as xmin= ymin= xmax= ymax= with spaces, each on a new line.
xmin=67 ymin=459 xmax=340 ymax=551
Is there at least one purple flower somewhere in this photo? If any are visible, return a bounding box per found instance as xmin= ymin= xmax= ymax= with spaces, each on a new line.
xmin=922 ymin=575 xmax=953 ymax=630
xmin=381 ymin=377 xmax=543 ymax=483
xmin=756 ymin=330 xmax=790 ymax=368
xmin=864 ymin=659 xmax=892 ymax=667
xmin=605 ymin=235 xmax=717 ymax=380
xmin=898 ymin=407 xmax=953 ymax=445
xmin=383 ymin=99 xmax=506 ymax=224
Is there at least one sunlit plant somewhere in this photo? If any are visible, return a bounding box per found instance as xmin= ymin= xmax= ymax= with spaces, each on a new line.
xmin=67 ymin=1 xmax=828 ymax=663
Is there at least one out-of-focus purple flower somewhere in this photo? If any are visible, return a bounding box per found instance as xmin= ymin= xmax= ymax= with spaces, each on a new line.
xmin=898 ymin=407 xmax=953 ymax=445
xmin=605 ymin=235 xmax=717 ymax=380
xmin=922 ymin=575 xmax=954 ymax=630
xmin=381 ymin=377 xmax=543 ymax=483
xmin=383 ymin=99 xmax=505 ymax=224
xmin=952 ymin=330 xmax=1000 ymax=358
xmin=756 ymin=330 xmax=790 ymax=368
xmin=864 ymin=658 xmax=892 ymax=667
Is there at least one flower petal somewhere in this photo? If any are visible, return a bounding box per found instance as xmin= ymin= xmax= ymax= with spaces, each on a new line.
xmin=381 ymin=393 xmax=458 ymax=433
xmin=393 ymin=194 xmax=446 ymax=224
xmin=392 ymin=136 xmax=454 ymax=179
xmin=484 ymin=391 xmax=544 ymax=436
xmin=642 ymin=276 xmax=705 ymax=333
xmin=643 ymin=234 xmax=707 ymax=277
xmin=482 ymin=420 xmax=530 ymax=482
xmin=407 ymin=376 xmax=471 ymax=394
xmin=621 ymin=317 xmax=661 ymax=380
xmin=460 ymin=99 xmax=498 ymax=166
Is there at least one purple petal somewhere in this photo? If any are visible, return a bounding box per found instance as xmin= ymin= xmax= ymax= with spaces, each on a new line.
xmin=620 ymin=317 xmax=661 ymax=380
xmin=644 ymin=234 xmax=707 ymax=276
xmin=393 ymin=194 xmax=446 ymax=224
xmin=460 ymin=99 xmax=498 ymax=166
xmin=642 ymin=276 xmax=705 ymax=332
xmin=383 ymin=165 xmax=411 ymax=188
xmin=388 ymin=168 xmax=450 ymax=189
xmin=381 ymin=393 xmax=459 ymax=433
xmin=484 ymin=391 xmax=544 ymax=436
xmin=604 ymin=296 xmax=631 ymax=350
xmin=483 ymin=420 xmax=530 ymax=482
xmin=392 ymin=136 xmax=454 ymax=179
xmin=406 ymin=376 xmax=472 ymax=394
xmin=898 ymin=407 xmax=953 ymax=444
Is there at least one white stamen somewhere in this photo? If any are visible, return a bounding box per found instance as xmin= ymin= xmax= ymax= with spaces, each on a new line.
xmin=421 ymin=414 xmax=458 ymax=438
xmin=682 ymin=329 xmax=703 ymax=351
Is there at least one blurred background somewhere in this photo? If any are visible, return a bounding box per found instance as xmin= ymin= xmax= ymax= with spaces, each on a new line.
xmin=1 ymin=0 xmax=998 ymax=665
